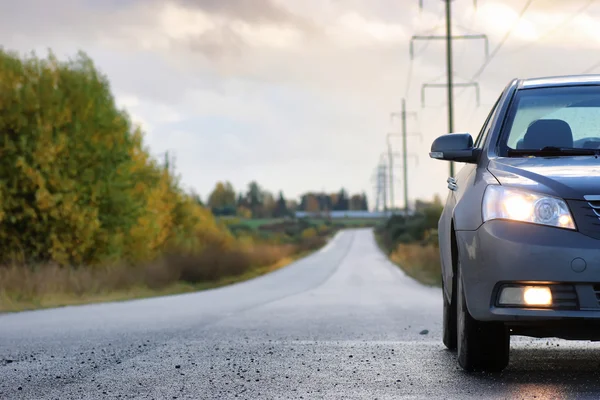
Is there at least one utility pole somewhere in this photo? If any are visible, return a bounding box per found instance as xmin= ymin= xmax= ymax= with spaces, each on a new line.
xmin=390 ymin=101 xmax=419 ymax=216
xmin=415 ymin=0 xmax=485 ymax=177
xmin=380 ymin=158 xmax=388 ymax=212
xmin=445 ymin=0 xmax=455 ymax=177
xmin=387 ymin=137 xmax=394 ymax=212
xmin=372 ymin=162 xmax=387 ymax=212
xmin=401 ymin=99 xmax=409 ymax=215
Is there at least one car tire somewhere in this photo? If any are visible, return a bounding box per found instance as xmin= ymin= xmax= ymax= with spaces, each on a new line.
xmin=456 ymin=263 xmax=510 ymax=372
xmin=442 ymin=276 xmax=457 ymax=350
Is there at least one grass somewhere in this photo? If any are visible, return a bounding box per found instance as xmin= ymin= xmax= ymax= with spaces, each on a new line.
xmin=0 ymin=238 xmax=326 ymax=313
xmin=375 ymin=233 xmax=442 ymax=287
xmin=388 ymin=243 xmax=442 ymax=287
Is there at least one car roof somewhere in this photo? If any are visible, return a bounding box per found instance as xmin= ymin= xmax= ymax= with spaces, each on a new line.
xmin=518 ymin=74 xmax=600 ymax=89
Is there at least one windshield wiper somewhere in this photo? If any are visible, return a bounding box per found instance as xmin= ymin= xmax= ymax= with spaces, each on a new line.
xmin=507 ymin=146 xmax=600 ymax=157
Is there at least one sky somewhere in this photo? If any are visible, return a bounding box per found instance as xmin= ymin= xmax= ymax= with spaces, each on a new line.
xmin=3 ymin=0 xmax=600 ymax=209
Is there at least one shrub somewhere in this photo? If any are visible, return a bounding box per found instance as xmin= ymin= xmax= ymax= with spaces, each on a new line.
xmin=389 ymin=243 xmax=441 ymax=286
xmin=317 ymin=224 xmax=329 ymax=235
xmin=301 ymin=227 xmax=317 ymax=239
xmin=0 ymin=48 xmax=232 ymax=267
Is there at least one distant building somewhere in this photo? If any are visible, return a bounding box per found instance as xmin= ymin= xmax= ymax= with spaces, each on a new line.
xmin=294 ymin=210 xmax=413 ymax=219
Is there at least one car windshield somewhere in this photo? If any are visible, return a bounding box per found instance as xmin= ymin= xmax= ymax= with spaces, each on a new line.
xmin=502 ymin=85 xmax=600 ymax=155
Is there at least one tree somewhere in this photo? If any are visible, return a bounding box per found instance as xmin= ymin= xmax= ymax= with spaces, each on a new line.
xmin=349 ymin=194 xmax=363 ymax=211
xmin=236 ymin=193 xmax=247 ymax=208
xmin=246 ymin=181 xmax=264 ymax=217
xmin=261 ymin=191 xmax=275 ymax=218
xmin=273 ymin=191 xmax=289 ymax=218
xmin=190 ymin=190 xmax=203 ymax=207
xmin=0 ymin=49 xmax=232 ymax=265
xmin=334 ymin=188 xmax=349 ymax=211
xmin=305 ymin=194 xmax=320 ymax=213
xmin=287 ymin=199 xmax=298 ymax=214
xmin=208 ymin=181 xmax=236 ymax=216
xmin=208 ymin=182 xmax=236 ymax=209
xmin=361 ymin=192 xmax=369 ymax=210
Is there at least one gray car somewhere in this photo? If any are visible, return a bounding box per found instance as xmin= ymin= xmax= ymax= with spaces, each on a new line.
xmin=430 ymin=75 xmax=600 ymax=372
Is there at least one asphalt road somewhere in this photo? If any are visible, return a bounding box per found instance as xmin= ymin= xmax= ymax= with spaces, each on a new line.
xmin=2 ymin=228 xmax=600 ymax=399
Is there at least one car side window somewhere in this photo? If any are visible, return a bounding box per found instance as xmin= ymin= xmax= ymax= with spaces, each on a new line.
xmin=473 ymin=96 xmax=502 ymax=149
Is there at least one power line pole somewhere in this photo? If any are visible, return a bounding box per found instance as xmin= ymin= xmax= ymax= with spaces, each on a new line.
xmin=380 ymin=159 xmax=388 ymax=212
xmin=445 ymin=0 xmax=455 ymax=177
xmin=401 ymin=99 xmax=409 ymax=215
xmin=372 ymin=162 xmax=387 ymax=212
xmin=390 ymin=102 xmax=419 ymax=215
xmin=415 ymin=0 xmax=484 ymax=177
xmin=387 ymin=137 xmax=394 ymax=212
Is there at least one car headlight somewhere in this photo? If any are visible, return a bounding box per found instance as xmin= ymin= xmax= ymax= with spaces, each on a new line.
xmin=482 ymin=185 xmax=576 ymax=230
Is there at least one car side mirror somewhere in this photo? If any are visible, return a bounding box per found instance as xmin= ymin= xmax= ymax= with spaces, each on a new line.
xmin=429 ymin=133 xmax=480 ymax=164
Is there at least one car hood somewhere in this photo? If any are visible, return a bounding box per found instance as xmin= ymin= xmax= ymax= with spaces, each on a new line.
xmin=487 ymin=156 xmax=600 ymax=199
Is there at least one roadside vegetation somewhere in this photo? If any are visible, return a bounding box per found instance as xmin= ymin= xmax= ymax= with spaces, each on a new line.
xmin=0 ymin=49 xmax=375 ymax=312
xmin=376 ymin=200 xmax=444 ymax=287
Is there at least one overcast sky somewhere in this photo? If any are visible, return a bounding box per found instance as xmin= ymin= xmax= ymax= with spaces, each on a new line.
xmin=3 ymin=0 xmax=600 ymax=208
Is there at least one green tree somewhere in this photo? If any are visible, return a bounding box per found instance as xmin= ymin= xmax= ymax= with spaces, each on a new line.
xmin=334 ymin=188 xmax=349 ymax=211
xmin=0 ymin=49 xmax=231 ymax=265
xmin=246 ymin=181 xmax=264 ymax=217
xmin=361 ymin=192 xmax=369 ymax=210
xmin=349 ymin=194 xmax=362 ymax=210
xmin=208 ymin=181 xmax=236 ymax=211
xmin=273 ymin=191 xmax=289 ymax=218
xmin=261 ymin=191 xmax=275 ymax=218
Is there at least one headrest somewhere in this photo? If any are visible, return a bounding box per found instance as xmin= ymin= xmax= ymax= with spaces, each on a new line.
xmin=523 ymin=119 xmax=573 ymax=149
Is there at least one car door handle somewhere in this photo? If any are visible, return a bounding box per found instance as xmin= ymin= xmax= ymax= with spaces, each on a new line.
xmin=447 ymin=177 xmax=457 ymax=191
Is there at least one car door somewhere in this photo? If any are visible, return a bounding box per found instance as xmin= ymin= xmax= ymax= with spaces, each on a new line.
xmin=439 ymin=97 xmax=502 ymax=297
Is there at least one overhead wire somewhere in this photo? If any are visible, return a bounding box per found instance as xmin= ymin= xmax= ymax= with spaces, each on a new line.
xmin=502 ymin=0 xmax=596 ymax=57
xmin=404 ymin=6 xmax=446 ymax=99
xmin=455 ymin=0 xmax=535 ymax=100
xmin=469 ymin=0 xmax=535 ymax=82
xmin=453 ymin=3 xmax=482 ymax=102
xmin=581 ymin=59 xmax=600 ymax=74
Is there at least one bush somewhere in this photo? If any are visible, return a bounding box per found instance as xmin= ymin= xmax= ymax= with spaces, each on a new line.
xmin=317 ymin=224 xmax=330 ymax=235
xmin=377 ymin=205 xmax=443 ymax=252
xmin=0 ymin=48 xmax=232 ymax=266
xmin=389 ymin=243 xmax=441 ymax=286
xmin=301 ymin=227 xmax=317 ymax=239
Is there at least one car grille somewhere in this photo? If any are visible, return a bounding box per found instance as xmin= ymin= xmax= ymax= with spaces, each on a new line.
xmin=587 ymin=197 xmax=600 ymax=215
xmin=566 ymin=199 xmax=600 ymax=240
xmin=550 ymin=284 xmax=578 ymax=309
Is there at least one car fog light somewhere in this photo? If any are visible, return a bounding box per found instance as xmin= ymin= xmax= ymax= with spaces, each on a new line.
xmin=498 ymin=286 xmax=552 ymax=307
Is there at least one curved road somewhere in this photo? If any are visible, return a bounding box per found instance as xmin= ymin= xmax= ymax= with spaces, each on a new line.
xmin=2 ymin=229 xmax=600 ymax=399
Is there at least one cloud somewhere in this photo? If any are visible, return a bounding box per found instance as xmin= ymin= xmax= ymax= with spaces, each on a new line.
xmin=3 ymin=0 xmax=600 ymax=206
xmin=172 ymin=0 xmax=304 ymax=26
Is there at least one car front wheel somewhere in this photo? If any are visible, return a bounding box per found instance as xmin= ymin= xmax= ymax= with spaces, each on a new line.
xmin=456 ymin=263 xmax=509 ymax=372
xmin=442 ymin=276 xmax=457 ymax=350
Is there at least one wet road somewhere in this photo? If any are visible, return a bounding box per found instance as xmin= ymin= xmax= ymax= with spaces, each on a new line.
xmin=2 ymin=228 xmax=600 ymax=399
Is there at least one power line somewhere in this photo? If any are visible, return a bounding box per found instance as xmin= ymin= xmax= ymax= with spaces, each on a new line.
xmin=581 ymin=60 xmax=600 ymax=74
xmin=468 ymin=0 xmax=535 ymax=82
xmin=413 ymin=8 xmax=447 ymax=58
xmin=415 ymin=0 xmax=486 ymax=177
xmin=455 ymin=0 xmax=534 ymax=100
xmin=454 ymin=3 xmax=479 ymax=66
xmin=503 ymin=0 xmax=596 ymax=57
xmin=404 ymin=7 xmax=446 ymax=99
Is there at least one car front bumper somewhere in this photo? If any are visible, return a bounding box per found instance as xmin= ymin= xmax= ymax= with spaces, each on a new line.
xmin=456 ymin=220 xmax=600 ymax=326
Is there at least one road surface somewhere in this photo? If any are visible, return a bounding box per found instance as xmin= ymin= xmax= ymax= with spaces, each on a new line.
xmin=2 ymin=228 xmax=600 ymax=399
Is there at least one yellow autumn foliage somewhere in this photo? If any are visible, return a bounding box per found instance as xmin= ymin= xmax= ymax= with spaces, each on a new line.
xmin=0 ymin=48 xmax=231 ymax=266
